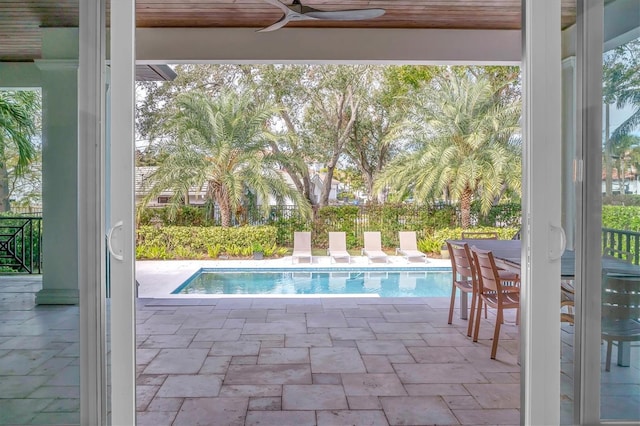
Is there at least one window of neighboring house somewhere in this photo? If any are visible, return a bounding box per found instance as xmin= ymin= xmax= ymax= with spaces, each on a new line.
xmin=157 ymin=196 xmax=169 ymax=204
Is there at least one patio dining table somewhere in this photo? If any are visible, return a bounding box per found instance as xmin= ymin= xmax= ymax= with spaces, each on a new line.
xmin=448 ymin=238 xmax=640 ymax=277
xmin=447 ymin=238 xmax=640 ymax=367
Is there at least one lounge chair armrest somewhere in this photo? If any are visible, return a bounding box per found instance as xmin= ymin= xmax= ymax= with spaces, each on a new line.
xmin=396 ymin=248 xmax=400 ymax=255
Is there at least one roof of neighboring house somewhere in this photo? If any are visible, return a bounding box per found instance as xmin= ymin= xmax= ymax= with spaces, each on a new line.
xmin=311 ymin=173 xmax=342 ymax=187
xmin=602 ymin=167 xmax=637 ymax=181
xmin=135 ymin=166 xmax=158 ymax=195
xmin=135 ymin=166 xmax=208 ymax=197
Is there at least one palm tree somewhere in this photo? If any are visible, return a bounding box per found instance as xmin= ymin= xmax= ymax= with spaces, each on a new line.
xmin=603 ymin=39 xmax=640 ymax=195
xmin=375 ymin=70 xmax=521 ymax=228
xmin=142 ymin=89 xmax=310 ymax=227
xmin=608 ymin=134 xmax=640 ymax=193
xmin=0 ymin=90 xmax=38 ymax=211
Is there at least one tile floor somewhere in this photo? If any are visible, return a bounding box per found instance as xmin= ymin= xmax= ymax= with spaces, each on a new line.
xmin=1 ymin=266 xmax=638 ymax=425
xmin=0 ymin=276 xmax=80 ymax=425
xmin=135 ymin=295 xmax=521 ymax=426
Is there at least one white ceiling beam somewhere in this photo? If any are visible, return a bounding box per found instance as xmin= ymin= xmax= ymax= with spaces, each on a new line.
xmin=135 ymin=28 xmax=521 ymax=64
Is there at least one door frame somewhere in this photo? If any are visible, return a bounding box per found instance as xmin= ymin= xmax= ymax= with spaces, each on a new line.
xmin=99 ymin=1 xmax=577 ymax=423
xmin=108 ymin=0 xmax=138 ymax=424
xmin=521 ymin=1 xmax=563 ymax=424
xmin=78 ymin=0 xmax=108 ymax=423
xmin=575 ymin=0 xmax=604 ymax=423
xmin=78 ymin=0 xmax=137 ymax=423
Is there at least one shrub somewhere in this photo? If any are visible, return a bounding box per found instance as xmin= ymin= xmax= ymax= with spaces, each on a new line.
xmin=138 ymin=205 xmax=211 ymax=227
xmin=314 ymin=206 xmax=360 ymax=248
xmin=417 ymin=238 xmax=442 ymax=254
xmin=206 ymin=244 xmax=222 ymax=259
xmin=470 ymin=201 xmax=521 ymax=227
xmin=135 ymin=203 xmax=523 ymax=251
xmin=602 ymin=205 xmax=640 ymax=231
xmin=418 ymin=226 xmax=520 ymax=255
xmin=136 ymin=225 xmax=279 ymax=260
xmin=136 ymin=245 xmax=170 ymax=260
xmin=602 ymin=194 xmax=640 ymax=206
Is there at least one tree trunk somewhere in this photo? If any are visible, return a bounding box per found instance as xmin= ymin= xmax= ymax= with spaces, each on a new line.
xmin=0 ymin=162 xmax=10 ymax=212
xmin=210 ymin=182 xmax=232 ymax=227
xmin=318 ymin=86 xmax=359 ymax=207
xmin=302 ymin=174 xmax=314 ymax=206
xmin=620 ymin=157 xmax=626 ymax=193
xmin=605 ymin=103 xmax=614 ymax=196
xmin=0 ymin=143 xmax=9 ymax=212
xmin=460 ymin=188 xmax=473 ymax=229
xmin=218 ymin=198 xmax=232 ymax=227
xmin=319 ymin=164 xmax=335 ymax=207
xmin=363 ymin=172 xmax=374 ymax=202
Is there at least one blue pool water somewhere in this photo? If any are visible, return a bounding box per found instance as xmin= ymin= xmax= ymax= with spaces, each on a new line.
xmin=173 ymin=268 xmax=452 ymax=297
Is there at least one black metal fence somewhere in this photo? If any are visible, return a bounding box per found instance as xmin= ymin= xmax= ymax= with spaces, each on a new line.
xmin=140 ymin=203 xmax=522 ymax=247
xmin=5 ymin=213 xmax=632 ymax=272
xmin=602 ymin=227 xmax=640 ymax=265
xmin=0 ymin=216 xmax=43 ymax=273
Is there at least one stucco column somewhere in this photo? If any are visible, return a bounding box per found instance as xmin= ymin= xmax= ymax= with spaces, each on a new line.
xmin=34 ymin=58 xmax=79 ymax=304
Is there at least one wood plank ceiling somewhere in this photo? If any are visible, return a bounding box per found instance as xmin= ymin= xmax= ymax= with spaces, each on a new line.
xmin=1 ymin=0 xmax=577 ymax=61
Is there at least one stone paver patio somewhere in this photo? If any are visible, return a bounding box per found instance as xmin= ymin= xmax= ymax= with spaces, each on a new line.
xmin=2 ymin=261 xmax=638 ymax=425
xmin=135 ymin=294 xmax=521 ymax=426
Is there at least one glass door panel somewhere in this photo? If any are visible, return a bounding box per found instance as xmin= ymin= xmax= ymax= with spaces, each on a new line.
xmin=600 ymin=1 xmax=640 ymax=421
xmin=0 ymin=5 xmax=81 ymax=423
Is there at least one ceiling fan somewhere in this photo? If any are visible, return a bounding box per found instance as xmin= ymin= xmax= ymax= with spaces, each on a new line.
xmin=258 ymin=0 xmax=386 ymax=32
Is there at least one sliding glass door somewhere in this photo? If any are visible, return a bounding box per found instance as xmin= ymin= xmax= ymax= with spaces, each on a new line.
xmin=598 ymin=0 xmax=640 ymax=422
xmin=572 ymin=0 xmax=640 ymax=423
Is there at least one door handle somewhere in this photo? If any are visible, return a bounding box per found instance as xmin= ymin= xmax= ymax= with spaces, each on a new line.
xmin=107 ymin=220 xmax=124 ymax=261
xmin=549 ymin=224 xmax=566 ymax=261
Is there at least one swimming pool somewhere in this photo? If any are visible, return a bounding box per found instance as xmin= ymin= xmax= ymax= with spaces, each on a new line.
xmin=172 ymin=268 xmax=452 ymax=297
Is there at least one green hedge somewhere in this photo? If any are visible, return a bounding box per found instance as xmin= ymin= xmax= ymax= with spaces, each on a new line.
xmin=602 ymin=205 xmax=640 ymax=231
xmin=136 ymin=225 xmax=282 ymax=260
xmin=138 ymin=205 xmax=214 ymax=227
xmin=136 ymin=203 xmax=523 ymax=249
xmin=470 ymin=201 xmax=522 ymax=227
xmin=314 ymin=206 xmax=361 ymax=249
xmin=602 ymin=194 xmax=640 ymax=206
xmin=417 ymin=226 xmax=521 ymax=255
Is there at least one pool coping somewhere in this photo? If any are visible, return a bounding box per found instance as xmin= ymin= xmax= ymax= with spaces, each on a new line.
xmin=136 ymin=255 xmax=452 ymax=298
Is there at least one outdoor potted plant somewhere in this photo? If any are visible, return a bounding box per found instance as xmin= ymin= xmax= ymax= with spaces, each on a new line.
xmin=252 ymin=242 xmax=264 ymax=260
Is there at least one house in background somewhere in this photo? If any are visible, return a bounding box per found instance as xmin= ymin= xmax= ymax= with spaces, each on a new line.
xmin=601 ymin=167 xmax=640 ymax=195
xmin=135 ymin=166 xmax=207 ymax=207
xmin=310 ymin=172 xmax=341 ymax=204
xmin=136 ymin=166 xmax=343 ymax=207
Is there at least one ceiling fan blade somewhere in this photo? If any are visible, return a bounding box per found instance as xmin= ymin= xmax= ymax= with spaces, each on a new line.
xmin=260 ymin=0 xmax=292 ymax=14
xmin=304 ymin=8 xmax=386 ymax=20
xmin=257 ymin=14 xmax=294 ymax=32
xmin=257 ymin=0 xmax=385 ymax=32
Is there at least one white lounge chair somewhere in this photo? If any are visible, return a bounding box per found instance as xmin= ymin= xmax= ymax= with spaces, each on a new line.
xmin=291 ymin=231 xmax=312 ymax=264
xmin=396 ymin=231 xmax=428 ymax=263
xmin=362 ymin=231 xmax=389 ymax=263
xmin=327 ymin=231 xmax=351 ymax=264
